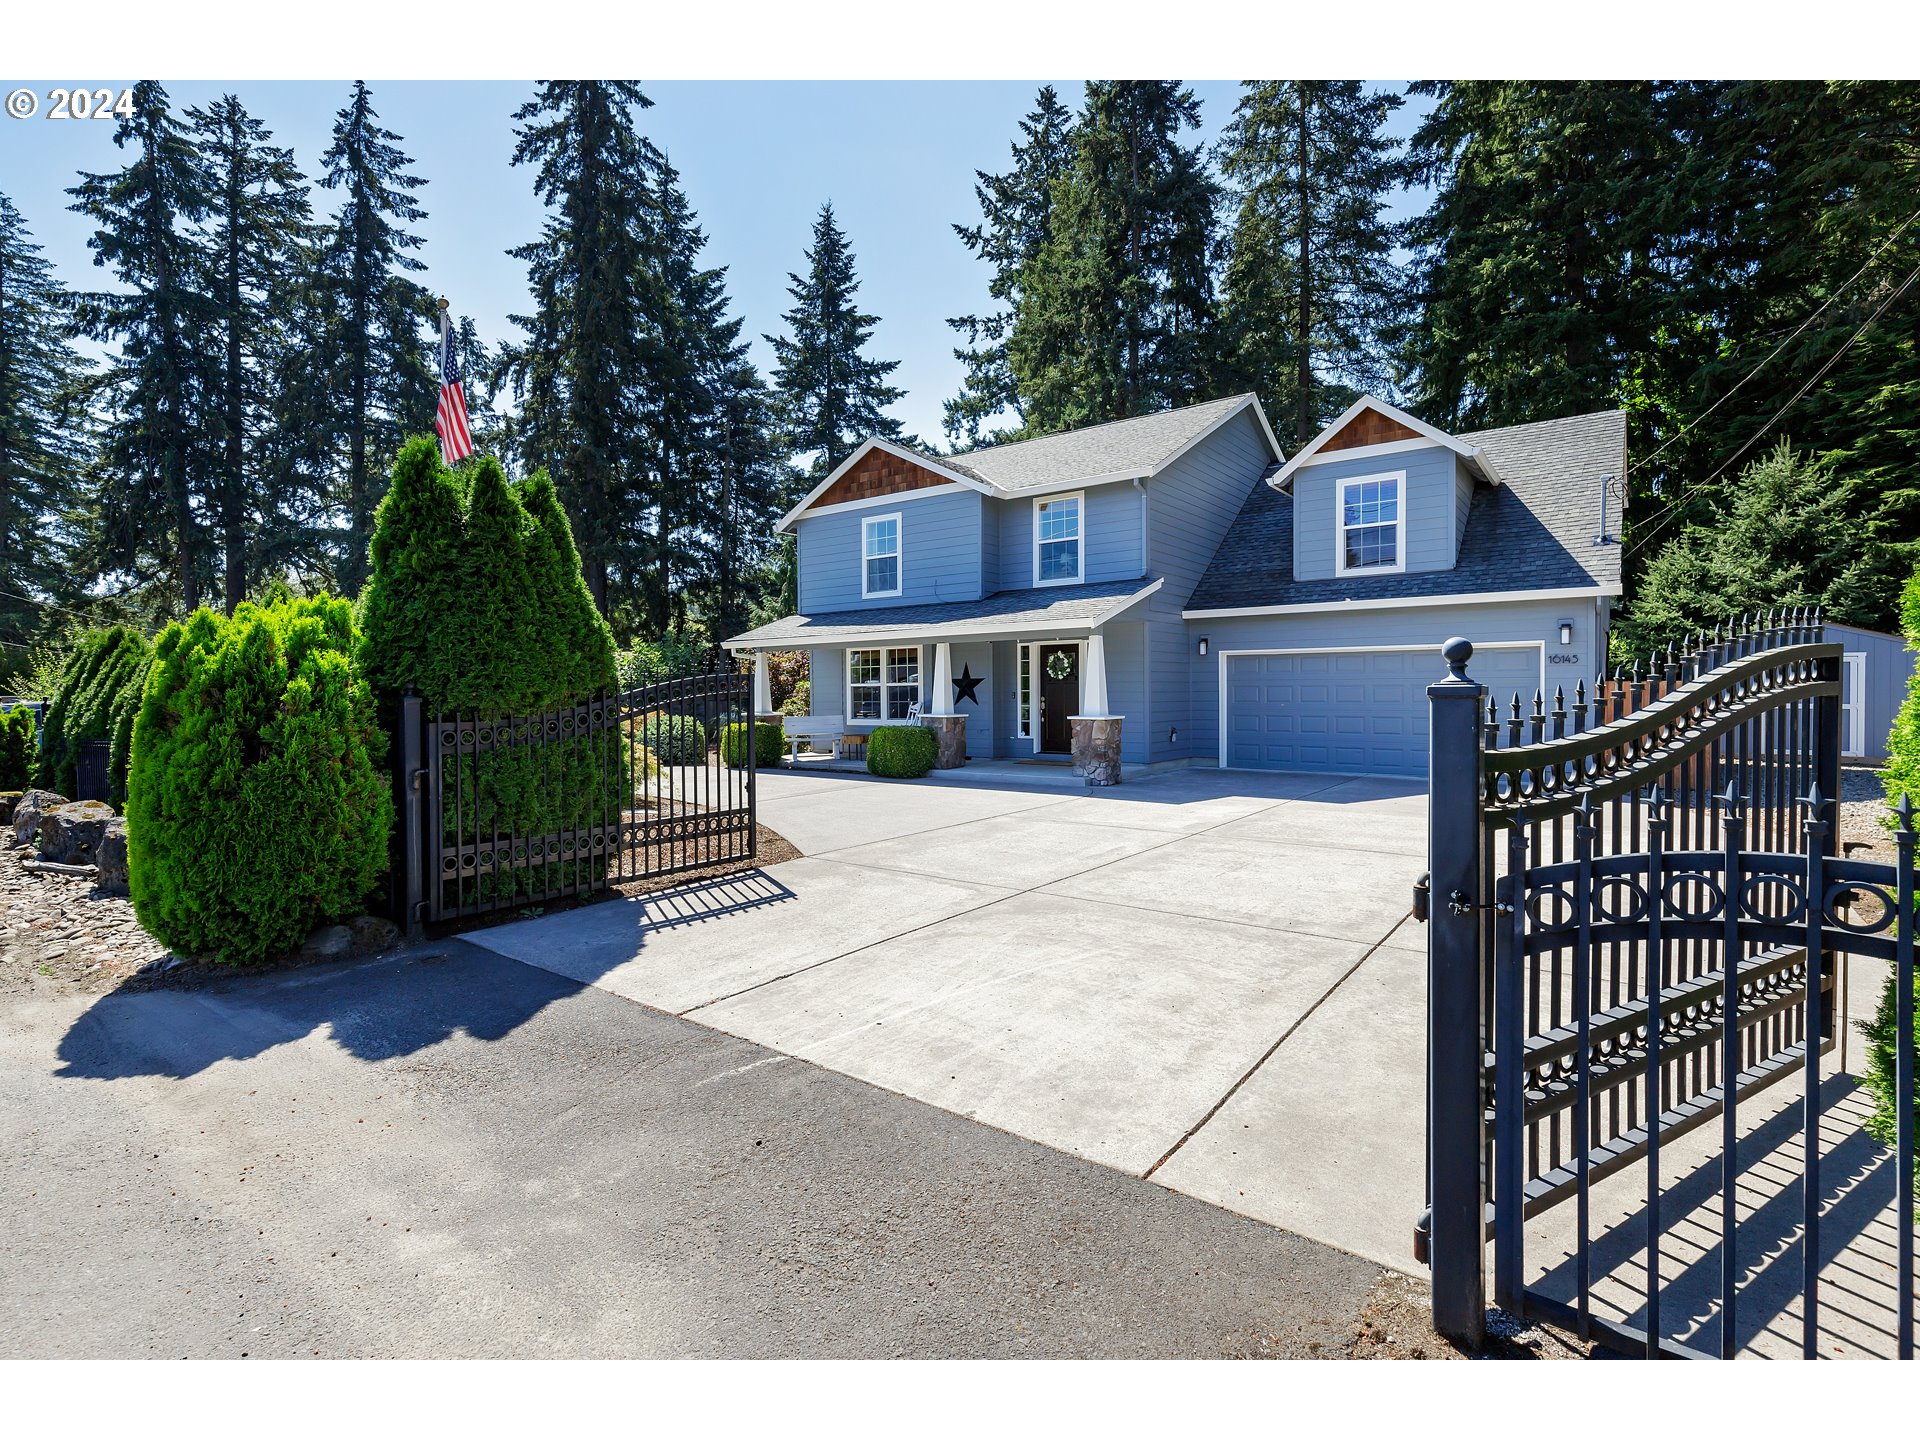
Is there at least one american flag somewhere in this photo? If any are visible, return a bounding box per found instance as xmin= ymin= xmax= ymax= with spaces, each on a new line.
xmin=434 ymin=308 xmax=474 ymax=465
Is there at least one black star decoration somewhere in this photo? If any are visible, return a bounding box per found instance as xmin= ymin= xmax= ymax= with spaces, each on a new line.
xmin=952 ymin=664 xmax=984 ymax=707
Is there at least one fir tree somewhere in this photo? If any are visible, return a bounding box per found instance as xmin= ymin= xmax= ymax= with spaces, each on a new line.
xmin=67 ymin=80 xmax=217 ymax=612
xmin=501 ymin=80 xmax=660 ymax=615
xmin=187 ymin=94 xmax=311 ymax=614
xmin=688 ymin=358 xmax=793 ymax=640
xmin=1008 ymin=81 xmax=1220 ymax=432
xmin=0 ymin=194 xmax=92 ymax=659
xmin=945 ymin=85 xmax=1074 ymax=446
xmin=1217 ymin=82 xmax=1406 ymax=446
xmin=767 ymin=202 xmax=907 ymax=477
xmin=313 ymin=80 xmax=435 ymax=594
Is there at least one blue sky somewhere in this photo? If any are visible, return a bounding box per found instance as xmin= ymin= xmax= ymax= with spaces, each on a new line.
xmin=1 ymin=80 xmax=1433 ymax=446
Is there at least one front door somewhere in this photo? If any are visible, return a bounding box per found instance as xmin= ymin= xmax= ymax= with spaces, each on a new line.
xmin=1038 ymin=644 xmax=1078 ymax=753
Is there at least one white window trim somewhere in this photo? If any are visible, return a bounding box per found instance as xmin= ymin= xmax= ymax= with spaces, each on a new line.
xmin=1016 ymin=638 xmax=1086 ymax=753
xmin=1842 ymin=651 xmax=1867 ymax=758
xmin=861 ymin=511 xmax=903 ymax=599
xmin=1032 ymin=490 xmax=1085 ymax=588
xmin=845 ymin=644 xmax=923 ymax=724
xmin=1333 ymin=471 xmax=1407 ymax=578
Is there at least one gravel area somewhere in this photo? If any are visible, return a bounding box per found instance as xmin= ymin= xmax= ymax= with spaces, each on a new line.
xmin=0 ymin=846 xmax=173 ymax=997
xmin=1840 ymin=763 xmax=1896 ymax=862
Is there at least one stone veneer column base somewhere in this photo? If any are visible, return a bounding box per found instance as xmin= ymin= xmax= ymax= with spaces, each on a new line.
xmin=922 ymin=714 xmax=967 ymax=769
xmin=1069 ymin=716 xmax=1123 ymax=787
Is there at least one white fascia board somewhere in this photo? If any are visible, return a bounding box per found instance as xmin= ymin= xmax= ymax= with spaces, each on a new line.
xmin=1145 ymin=394 xmax=1287 ymax=481
xmin=1003 ymin=469 xmax=1150 ymax=498
xmin=1269 ymin=394 xmax=1479 ymax=489
xmin=775 ymin=438 xmax=995 ymax=533
xmin=787 ymin=483 xmax=970 ymax=524
xmin=1182 ymin=583 xmax=1622 ymax=621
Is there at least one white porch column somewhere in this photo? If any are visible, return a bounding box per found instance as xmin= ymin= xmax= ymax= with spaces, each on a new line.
xmin=753 ymin=650 xmax=773 ymax=714
xmin=929 ymin=641 xmax=955 ymax=715
xmin=1082 ymin=631 xmax=1110 ymax=717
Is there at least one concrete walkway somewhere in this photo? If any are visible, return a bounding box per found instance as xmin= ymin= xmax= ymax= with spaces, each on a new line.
xmin=468 ymin=765 xmax=1434 ymax=1272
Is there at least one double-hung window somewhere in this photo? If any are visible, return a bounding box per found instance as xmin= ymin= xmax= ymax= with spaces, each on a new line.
xmin=1335 ymin=473 xmax=1404 ymax=575
xmin=862 ymin=513 xmax=902 ymax=598
xmin=847 ymin=646 xmax=921 ymax=720
xmin=1033 ymin=492 xmax=1082 ymax=585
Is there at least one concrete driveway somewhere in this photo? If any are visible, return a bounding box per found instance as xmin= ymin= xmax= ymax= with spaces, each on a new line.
xmin=470 ymin=764 xmax=1432 ymax=1271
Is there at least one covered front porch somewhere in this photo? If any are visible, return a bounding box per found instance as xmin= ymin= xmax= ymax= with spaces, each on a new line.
xmin=725 ymin=580 xmax=1161 ymax=766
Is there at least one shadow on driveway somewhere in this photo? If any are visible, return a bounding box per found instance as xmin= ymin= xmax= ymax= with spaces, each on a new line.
xmin=53 ymin=869 xmax=796 ymax=1082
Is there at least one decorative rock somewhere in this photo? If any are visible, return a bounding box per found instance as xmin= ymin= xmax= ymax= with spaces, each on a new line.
xmin=1069 ymin=715 xmax=1124 ymax=788
xmin=10 ymin=789 xmax=68 ymax=849
xmin=921 ymin=713 xmax=967 ymax=770
xmin=348 ymin=913 xmax=400 ymax=953
xmin=94 ymin=819 xmax=130 ymax=895
xmin=300 ymin=923 xmax=355 ymax=961
xmin=0 ymin=790 xmax=20 ymax=825
xmin=35 ymin=800 xmax=116 ymax=864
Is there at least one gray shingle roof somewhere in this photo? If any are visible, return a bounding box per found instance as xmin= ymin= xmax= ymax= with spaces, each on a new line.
xmin=919 ymin=393 xmax=1269 ymax=493
xmin=1186 ymin=408 xmax=1626 ymax=612
xmin=725 ymin=579 xmax=1161 ymax=650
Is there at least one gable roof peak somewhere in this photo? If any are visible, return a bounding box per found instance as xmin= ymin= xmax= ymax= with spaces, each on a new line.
xmin=1271 ymin=395 xmax=1501 ymax=489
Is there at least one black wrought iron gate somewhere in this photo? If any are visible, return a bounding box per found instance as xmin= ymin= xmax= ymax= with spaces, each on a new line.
xmin=392 ymin=663 xmax=758 ymax=928
xmin=1424 ymin=613 xmax=1915 ymax=1359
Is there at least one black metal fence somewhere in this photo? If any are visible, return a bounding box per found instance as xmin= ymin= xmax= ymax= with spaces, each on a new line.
xmin=390 ymin=660 xmax=758 ymax=929
xmin=1424 ymin=611 xmax=1915 ymax=1359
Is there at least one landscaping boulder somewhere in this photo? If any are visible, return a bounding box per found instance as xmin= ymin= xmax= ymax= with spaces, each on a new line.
xmin=10 ymin=789 xmax=69 ymax=849
xmin=299 ymin=924 xmax=355 ymax=962
xmin=0 ymin=790 xmax=19 ymax=825
xmin=36 ymin=800 xmax=117 ymax=864
xmin=94 ymin=819 xmax=130 ymax=895
xmin=348 ymin=913 xmax=400 ymax=954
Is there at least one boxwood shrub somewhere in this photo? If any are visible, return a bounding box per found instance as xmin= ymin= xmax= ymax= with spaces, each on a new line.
xmin=0 ymin=705 xmax=33 ymax=790
xmin=639 ymin=712 xmax=708 ymax=766
xmin=35 ymin=625 xmax=153 ymax=803
xmin=127 ymin=595 xmax=393 ymax=965
xmin=720 ymin=720 xmax=784 ymax=768
xmin=866 ymin=724 xmax=938 ymax=778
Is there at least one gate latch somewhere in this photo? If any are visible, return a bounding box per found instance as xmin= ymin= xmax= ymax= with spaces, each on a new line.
xmin=1442 ymin=889 xmax=1513 ymax=917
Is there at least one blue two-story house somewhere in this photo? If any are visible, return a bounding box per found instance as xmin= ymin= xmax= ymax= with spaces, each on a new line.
xmin=724 ymin=392 xmax=1624 ymax=778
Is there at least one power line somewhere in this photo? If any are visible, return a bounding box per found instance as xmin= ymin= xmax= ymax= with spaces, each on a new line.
xmin=1624 ymin=253 xmax=1920 ymax=561
xmin=0 ymin=586 xmax=115 ymax=622
xmin=1629 ymin=206 xmax=1920 ymax=481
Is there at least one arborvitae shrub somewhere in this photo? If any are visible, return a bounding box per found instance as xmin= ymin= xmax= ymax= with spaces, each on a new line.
xmin=617 ymin=630 xmax=712 ymax=691
xmin=866 ymin=724 xmax=938 ymax=778
xmin=127 ymin=595 xmax=392 ymax=964
xmin=0 ymin=706 xmax=34 ymax=789
xmin=1869 ymin=564 xmax=1920 ymax=1183
xmin=720 ymin=721 xmax=784 ymax=768
xmin=355 ymin=439 xmax=623 ymax=906
xmin=35 ymin=625 xmax=154 ymax=803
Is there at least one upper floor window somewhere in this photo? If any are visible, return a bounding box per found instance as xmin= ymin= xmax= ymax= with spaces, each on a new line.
xmin=1336 ymin=473 xmax=1404 ymax=576
xmin=862 ymin=512 xmax=902 ymax=598
xmin=1033 ymin=492 xmax=1083 ymax=586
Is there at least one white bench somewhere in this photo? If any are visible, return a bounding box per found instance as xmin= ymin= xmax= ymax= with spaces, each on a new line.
xmin=780 ymin=714 xmax=844 ymax=763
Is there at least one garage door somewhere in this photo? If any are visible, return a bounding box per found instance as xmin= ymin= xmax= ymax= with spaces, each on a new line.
xmin=1225 ymin=647 xmax=1542 ymax=777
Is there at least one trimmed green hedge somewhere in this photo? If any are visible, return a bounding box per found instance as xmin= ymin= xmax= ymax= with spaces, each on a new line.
xmin=1870 ymin=565 xmax=1920 ymax=1176
xmin=867 ymin=724 xmax=938 ymax=778
xmin=0 ymin=706 xmax=33 ymax=790
xmin=639 ymin=713 xmax=708 ymax=766
xmin=35 ymin=625 xmax=153 ymax=803
xmin=127 ymin=595 xmax=393 ymax=965
xmin=720 ymin=720 xmax=784 ymax=768
xmin=618 ymin=631 xmax=711 ymax=691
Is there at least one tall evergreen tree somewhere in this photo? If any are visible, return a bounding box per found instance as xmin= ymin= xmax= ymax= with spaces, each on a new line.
xmin=945 ymin=85 xmax=1075 ymax=446
xmin=500 ymin=80 xmax=660 ymax=615
xmin=1218 ymin=82 xmax=1406 ymax=446
xmin=313 ymin=80 xmax=435 ymax=594
xmin=688 ymin=359 xmax=792 ymax=640
xmin=767 ymin=202 xmax=907 ymax=477
xmin=68 ymin=79 xmax=217 ymax=612
xmin=1008 ymin=81 xmax=1220 ymax=432
xmin=187 ymin=94 xmax=311 ymax=613
xmin=0 ymin=194 xmax=92 ymax=657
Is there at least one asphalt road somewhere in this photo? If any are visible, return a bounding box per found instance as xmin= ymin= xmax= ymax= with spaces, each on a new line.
xmin=2 ymin=941 xmax=1384 ymax=1358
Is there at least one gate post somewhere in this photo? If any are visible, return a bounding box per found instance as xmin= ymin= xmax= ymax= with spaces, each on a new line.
xmin=1427 ymin=637 xmax=1488 ymax=1349
xmin=399 ymin=689 xmax=425 ymax=938
xmin=1812 ymin=650 xmax=1843 ymax=1042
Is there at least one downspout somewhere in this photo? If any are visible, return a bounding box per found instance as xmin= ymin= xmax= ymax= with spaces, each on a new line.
xmin=1134 ymin=474 xmax=1151 ymax=755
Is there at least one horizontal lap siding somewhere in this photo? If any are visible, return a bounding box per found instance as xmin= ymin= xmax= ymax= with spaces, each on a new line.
xmin=992 ymin=484 xmax=1145 ymax=591
xmin=1829 ymin=622 xmax=1916 ymax=760
xmin=797 ymin=489 xmax=984 ymax=613
xmin=1292 ymin=443 xmax=1459 ymax=581
xmin=1145 ymin=408 xmax=1274 ymax=761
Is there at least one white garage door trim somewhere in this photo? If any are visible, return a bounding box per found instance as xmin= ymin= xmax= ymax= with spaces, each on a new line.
xmin=1216 ymin=641 xmax=1547 ymax=771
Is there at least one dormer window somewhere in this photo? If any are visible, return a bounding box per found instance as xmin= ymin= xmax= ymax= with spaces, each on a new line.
xmin=862 ymin=512 xmax=902 ymax=598
xmin=1336 ymin=472 xmax=1405 ymax=576
xmin=1034 ymin=492 xmax=1083 ymax=586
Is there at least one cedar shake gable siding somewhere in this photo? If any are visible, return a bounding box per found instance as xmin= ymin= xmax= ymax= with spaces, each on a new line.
xmin=805 ymin=448 xmax=954 ymax=512
xmin=1321 ymin=407 xmax=1422 ymax=453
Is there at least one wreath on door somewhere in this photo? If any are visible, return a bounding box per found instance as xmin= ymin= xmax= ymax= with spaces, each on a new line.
xmin=1045 ymin=649 xmax=1075 ymax=681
